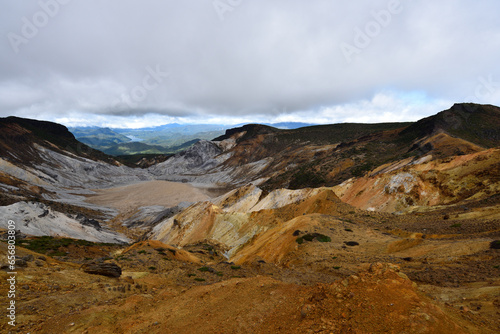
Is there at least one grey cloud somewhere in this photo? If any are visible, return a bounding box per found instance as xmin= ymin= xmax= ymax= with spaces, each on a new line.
xmin=0 ymin=0 xmax=499 ymax=125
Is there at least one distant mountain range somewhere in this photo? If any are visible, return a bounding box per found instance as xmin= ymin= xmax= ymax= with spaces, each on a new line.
xmin=69 ymin=122 xmax=317 ymax=156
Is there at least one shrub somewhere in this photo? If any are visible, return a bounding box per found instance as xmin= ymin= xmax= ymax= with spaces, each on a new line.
xmin=50 ymin=250 xmax=67 ymax=257
xmin=198 ymin=266 xmax=210 ymax=272
xmin=351 ymin=162 xmax=374 ymax=177
xmin=289 ymin=168 xmax=326 ymax=189
xmin=231 ymin=265 xmax=241 ymax=270
xmin=17 ymin=236 xmax=104 ymax=255
xmin=316 ymin=234 xmax=331 ymax=242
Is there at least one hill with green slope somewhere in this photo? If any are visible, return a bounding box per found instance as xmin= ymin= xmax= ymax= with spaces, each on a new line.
xmin=400 ymin=103 xmax=500 ymax=148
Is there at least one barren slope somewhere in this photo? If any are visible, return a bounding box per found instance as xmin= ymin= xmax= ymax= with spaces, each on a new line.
xmin=1 ymin=238 xmax=493 ymax=334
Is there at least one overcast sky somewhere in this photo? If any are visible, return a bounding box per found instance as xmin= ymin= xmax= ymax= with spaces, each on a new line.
xmin=1 ymin=0 xmax=499 ymax=128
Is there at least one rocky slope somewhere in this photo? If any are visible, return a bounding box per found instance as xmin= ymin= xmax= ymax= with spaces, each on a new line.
xmin=0 ymin=117 xmax=153 ymax=243
xmin=334 ymin=148 xmax=500 ymax=212
xmin=0 ymin=201 xmax=129 ymax=243
xmin=1 ymin=209 xmax=498 ymax=333
xmin=1 ymin=260 xmax=482 ymax=334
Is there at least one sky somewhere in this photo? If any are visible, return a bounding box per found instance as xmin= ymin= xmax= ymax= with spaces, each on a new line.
xmin=1 ymin=0 xmax=500 ymax=128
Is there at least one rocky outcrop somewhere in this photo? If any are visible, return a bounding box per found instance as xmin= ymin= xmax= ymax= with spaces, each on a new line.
xmin=149 ymin=184 xmax=353 ymax=261
xmin=149 ymin=140 xmax=223 ymax=176
xmin=81 ymin=262 xmax=122 ymax=277
xmin=0 ymin=201 xmax=129 ymax=244
xmin=334 ymin=148 xmax=500 ymax=212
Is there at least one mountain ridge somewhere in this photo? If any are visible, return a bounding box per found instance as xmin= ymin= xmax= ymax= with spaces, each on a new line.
xmin=0 ymin=116 xmax=118 ymax=165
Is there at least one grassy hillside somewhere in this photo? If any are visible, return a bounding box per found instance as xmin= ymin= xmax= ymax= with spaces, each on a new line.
xmin=400 ymin=103 xmax=500 ymax=148
xmin=71 ymin=127 xmax=132 ymax=148
xmin=253 ymin=104 xmax=499 ymax=190
xmin=103 ymin=139 xmax=200 ymax=156
xmin=102 ymin=142 xmax=171 ymax=156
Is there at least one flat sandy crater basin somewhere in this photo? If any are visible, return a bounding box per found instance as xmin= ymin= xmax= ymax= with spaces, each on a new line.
xmin=85 ymin=180 xmax=211 ymax=213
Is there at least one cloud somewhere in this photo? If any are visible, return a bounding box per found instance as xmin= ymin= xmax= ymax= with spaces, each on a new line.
xmin=0 ymin=0 xmax=499 ymax=126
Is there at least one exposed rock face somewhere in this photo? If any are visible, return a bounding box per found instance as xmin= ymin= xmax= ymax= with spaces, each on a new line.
xmin=0 ymin=201 xmax=129 ymax=244
xmin=81 ymin=262 xmax=122 ymax=277
xmin=334 ymin=148 xmax=500 ymax=212
xmin=149 ymin=184 xmax=352 ymax=261
xmin=149 ymin=140 xmax=223 ymax=176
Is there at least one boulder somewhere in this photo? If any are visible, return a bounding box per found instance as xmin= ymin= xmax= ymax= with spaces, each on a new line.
xmin=81 ymin=262 xmax=122 ymax=278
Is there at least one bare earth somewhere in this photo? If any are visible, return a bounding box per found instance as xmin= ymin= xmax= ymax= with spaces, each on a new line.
xmin=85 ymin=180 xmax=210 ymax=213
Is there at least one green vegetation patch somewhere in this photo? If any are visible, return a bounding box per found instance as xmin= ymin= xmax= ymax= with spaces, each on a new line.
xmin=289 ymin=168 xmax=326 ymax=189
xmin=351 ymin=162 xmax=375 ymax=177
xmin=18 ymin=236 xmax=113 ymax=255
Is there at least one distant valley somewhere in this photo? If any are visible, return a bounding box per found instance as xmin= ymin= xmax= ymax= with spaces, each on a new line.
xmin=69 ymin=122 xmax=317 ymax=157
